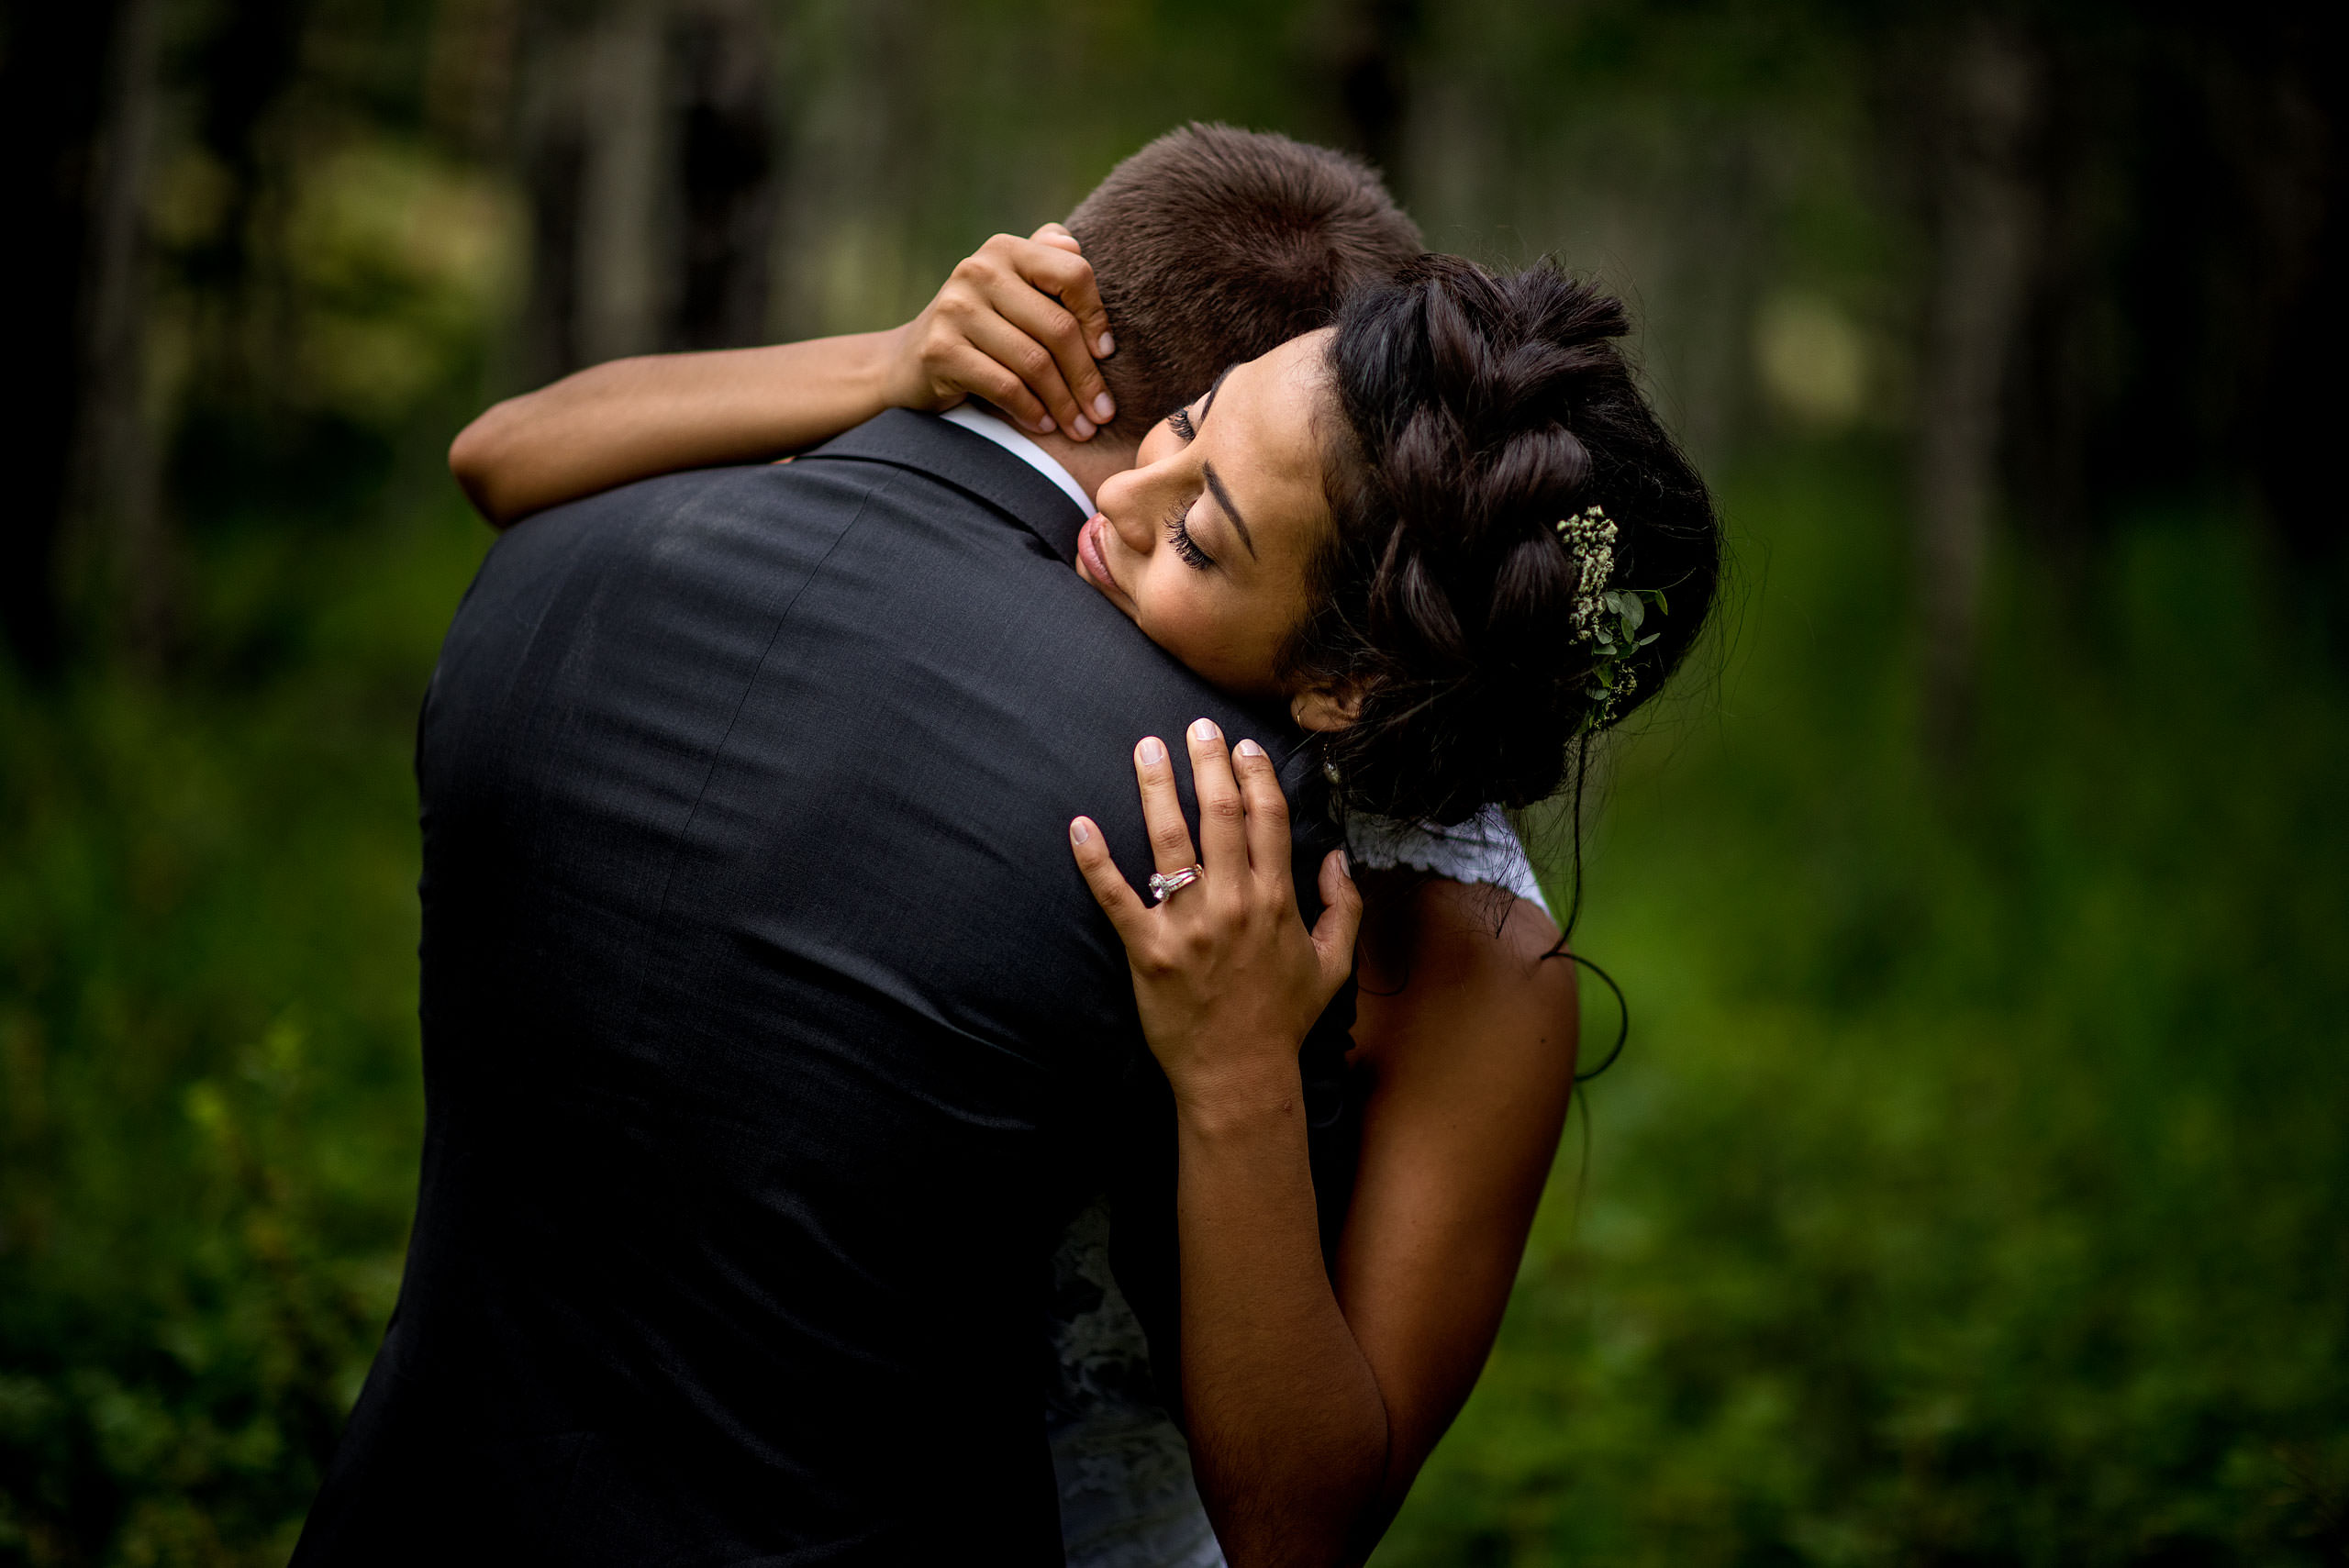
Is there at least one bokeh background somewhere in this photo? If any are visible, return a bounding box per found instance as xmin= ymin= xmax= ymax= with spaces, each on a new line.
xmin=3 ymin=0 xmax=2344 ymax=1562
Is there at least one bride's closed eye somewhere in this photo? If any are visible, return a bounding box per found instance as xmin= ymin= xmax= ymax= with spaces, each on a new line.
xmin=1160 ymin=404 xmax=1214 ymax=568
xmin=1164 ymin=506 xmax=1214 ymax=569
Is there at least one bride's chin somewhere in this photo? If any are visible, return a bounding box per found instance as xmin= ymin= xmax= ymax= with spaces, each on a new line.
xmin=1083 ymin=579 xmax=1141 ymax=627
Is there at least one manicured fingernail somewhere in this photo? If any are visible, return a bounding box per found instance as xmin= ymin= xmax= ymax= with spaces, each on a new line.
xmin=1337 ymin=850 xmax=1352 ymax=879
xmin=1236 ymin=738 xmax=1264 ymax=759
xmin=1190 ymin=717 xmax=1219 ymax=742
xmin=1093 ymin=393 xmax=1115 ymax=421
xmin=1037 ymin=415 xmax=1055 ymax=433
xmin=1072 ymin=415 xmax=1096 ymax=439
xmin=1097 ymin=333 xmax=1115 ymax=358
xmin=1139 ymin=737 xmax=1165 ymax=764
xmin=1070 ymin=818 xmax=1091 ymax=845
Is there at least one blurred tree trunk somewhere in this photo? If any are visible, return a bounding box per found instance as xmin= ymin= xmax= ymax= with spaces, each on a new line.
xmin=0 ymin=0 xmax=122 ymax=673
xmin=1331 ymin=0 xmax=1421 ymax=183
xmin=518 ymin=0 xmax=660 ymax=382
xmin=1912 ymin=14 xmax=2040 ymax=773
xmin=184 ymin=0 xmax=306 ymax=424
xmin=2000 ymin=31 xmax=2103 ymax=584
xmin=2216 ymin=11 xmax=2347 ymax=624
xmin=518 ymin=0 xmax=780 ymax=387
xmin=518 ymin=73 xmax=588 ymax=382
xmin=670 ymin=0 xmax=777 ymax=350
xmin=71 ymin=0 xmax=173 ymax=667
xmin=576 ymin=0 xmax=666 ymax=365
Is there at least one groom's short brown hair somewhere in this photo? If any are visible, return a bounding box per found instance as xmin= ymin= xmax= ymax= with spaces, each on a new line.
xmin=1067 ymin=123 xmax=1423 ymax=442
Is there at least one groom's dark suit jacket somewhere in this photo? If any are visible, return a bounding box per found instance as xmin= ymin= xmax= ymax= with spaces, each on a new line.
xmin=291 ymin=411 xmax=1352 ymax=1566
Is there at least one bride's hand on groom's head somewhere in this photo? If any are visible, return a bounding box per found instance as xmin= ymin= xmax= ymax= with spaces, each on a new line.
xmin=1068 ymin=720 xmax=1363 ymax=1118
xmin=884 ymin=227 xmax=1119 ymax=442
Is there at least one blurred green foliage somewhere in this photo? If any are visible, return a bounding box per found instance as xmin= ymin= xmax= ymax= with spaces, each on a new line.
xmin=1381 ymin=448 xmax=2349 ymax=1563
xmin=0 ymin=498 xmax=490 ymax=1564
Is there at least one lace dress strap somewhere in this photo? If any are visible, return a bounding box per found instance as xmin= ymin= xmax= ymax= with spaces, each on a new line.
xmin=1344 ymin=806 xmax=1551 ymax=916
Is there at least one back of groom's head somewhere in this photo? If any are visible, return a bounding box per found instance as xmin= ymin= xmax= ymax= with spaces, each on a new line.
xmin=1067 ymin=123 xmax=1422 ymax=442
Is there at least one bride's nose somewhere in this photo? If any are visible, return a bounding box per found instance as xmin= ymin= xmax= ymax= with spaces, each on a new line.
xmin=1093 ymin=472 xmax=1158 ymax=554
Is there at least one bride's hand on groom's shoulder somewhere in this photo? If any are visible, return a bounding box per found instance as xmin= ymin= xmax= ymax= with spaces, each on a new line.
xmin=884 ymin=223 xmax=1121 ymax=443
xmin=1069 ymin=718 xmax=1362 ymax=1122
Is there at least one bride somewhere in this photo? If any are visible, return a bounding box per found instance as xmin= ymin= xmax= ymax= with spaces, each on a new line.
xmin=451 ymin=228 xmax=1720 ymax=1567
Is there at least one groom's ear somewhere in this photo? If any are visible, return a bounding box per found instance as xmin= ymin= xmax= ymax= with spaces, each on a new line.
xmin=1289 ymin=684 xmax=1361 ymax=733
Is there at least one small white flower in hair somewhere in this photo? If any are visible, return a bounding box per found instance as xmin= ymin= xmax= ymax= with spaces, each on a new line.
xmin=1554 ymin=506 xmax=1618 ymax=640
xmin=1553 ymin=504 xmax=1666 ymax=732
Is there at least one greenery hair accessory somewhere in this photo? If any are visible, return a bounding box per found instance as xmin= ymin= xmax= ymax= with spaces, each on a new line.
xmin=1556 ymin=505 xmax=1668 ymax=731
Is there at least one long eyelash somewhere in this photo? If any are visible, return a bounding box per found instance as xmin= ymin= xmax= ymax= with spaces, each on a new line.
xmin=1167 ymin=407 xmax=1197 ymax=441
xmin=1163 ymin=507 xmax=1213 ymax=570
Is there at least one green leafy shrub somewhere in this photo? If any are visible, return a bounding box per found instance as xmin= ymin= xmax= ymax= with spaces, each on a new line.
xmin=0 ymin=505 xmax=487 ymax=1567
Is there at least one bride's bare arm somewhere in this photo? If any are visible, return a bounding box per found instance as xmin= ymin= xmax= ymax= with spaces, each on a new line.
xmin=448 ymin=227 xmax=1119 ymax=526
xmin=1174 ymin=878 xmax=1573 ymax=1568
xmin=1071 ymin=725 xmax=1575 ymax=1568
xmin=1332 ymin=872 xmax=1577 ymax=1549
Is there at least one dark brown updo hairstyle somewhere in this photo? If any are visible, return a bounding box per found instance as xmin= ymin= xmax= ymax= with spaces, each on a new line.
xmin=1292 ymin=255 xmax=1722 ymax=828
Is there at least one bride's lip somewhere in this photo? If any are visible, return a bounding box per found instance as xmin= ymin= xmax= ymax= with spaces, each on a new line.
xmin=1077 ymin=514 xmax=1129 ymax=601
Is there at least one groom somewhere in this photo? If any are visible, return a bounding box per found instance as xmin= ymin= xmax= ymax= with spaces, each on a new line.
xmin=292 ymin=125 xmax=1420 ymax=1565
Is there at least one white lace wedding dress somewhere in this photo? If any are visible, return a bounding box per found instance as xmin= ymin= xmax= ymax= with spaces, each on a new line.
xmin=1044 ymin=806 xmax=1549 ymax=1568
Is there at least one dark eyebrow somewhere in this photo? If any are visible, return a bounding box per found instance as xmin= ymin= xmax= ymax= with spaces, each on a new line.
xmin=1195 ymin=361 xmax=1239 ymax=429
xmin=1200 ymin=461 xmax=1254 ymax=558
xmin=1186 ymin=361 xmax=1252 ymax=558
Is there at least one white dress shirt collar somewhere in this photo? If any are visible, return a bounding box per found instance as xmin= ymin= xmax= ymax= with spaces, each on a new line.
xmin=940 ymin=403 xmax=1097 ymax=517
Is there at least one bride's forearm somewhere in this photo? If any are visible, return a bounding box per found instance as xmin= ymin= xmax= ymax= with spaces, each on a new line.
xmin=448 ymin=329 xmax=905 ymax=526
xmin=1063 ymin=728 xmax=1375 ymax=1562
xmin=1174 ymin=1062 xmax=1390 ymax=1568
xmin=451 ymin=228 xmax=1120 ymax=527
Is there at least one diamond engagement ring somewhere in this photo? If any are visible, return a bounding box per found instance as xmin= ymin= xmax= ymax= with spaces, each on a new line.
xmin=1148 ymin=865 xmax=1204 ymax=904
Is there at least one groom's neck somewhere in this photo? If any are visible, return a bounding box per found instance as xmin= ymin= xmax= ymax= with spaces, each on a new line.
xmin=1030 ymin=428 xmax=1139 ymax=506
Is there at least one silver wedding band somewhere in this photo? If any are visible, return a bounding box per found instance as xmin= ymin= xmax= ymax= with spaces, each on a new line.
xmin=1148 ymin=865 xmax=1204 ymax=904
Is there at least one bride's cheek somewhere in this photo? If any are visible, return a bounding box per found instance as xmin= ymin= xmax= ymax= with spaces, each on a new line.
xmin=1172 ymin=599 xmax=1238 ymax=670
